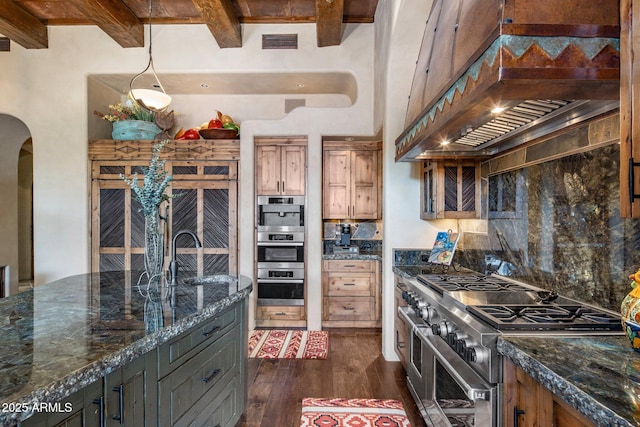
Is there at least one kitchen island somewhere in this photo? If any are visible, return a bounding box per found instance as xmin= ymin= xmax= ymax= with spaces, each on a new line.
xmin=0 ymin=270 xmax=251 ymax=427
xmin=499 ymin=335 xmax=639 ymax=427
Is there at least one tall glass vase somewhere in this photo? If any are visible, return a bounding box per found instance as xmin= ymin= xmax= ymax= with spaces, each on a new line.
xmin=143 ymin=211 xmax=165 ymax=287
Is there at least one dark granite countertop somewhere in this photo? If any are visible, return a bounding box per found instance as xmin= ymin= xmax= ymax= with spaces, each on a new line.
xmin=498 ymin=335 xmax=639 ymax=427
xmin=0 ymin=270 xmax=252 ymax=426
xmin=323 ymin=252 xmax=382 ymax=261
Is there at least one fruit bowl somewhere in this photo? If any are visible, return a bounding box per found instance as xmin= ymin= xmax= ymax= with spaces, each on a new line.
xmin=198 ymin=128 xmax=238 ymax=139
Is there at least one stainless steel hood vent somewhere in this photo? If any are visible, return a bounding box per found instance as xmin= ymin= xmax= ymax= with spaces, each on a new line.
xmin=455 ymin=100 xmax=571 ymax=148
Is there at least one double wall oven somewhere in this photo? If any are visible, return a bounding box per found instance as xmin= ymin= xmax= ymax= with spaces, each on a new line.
xmin=398 ymin=271 xmax=622 ymax=426
xmin=256 ymin=196 xmax=305 ymax=306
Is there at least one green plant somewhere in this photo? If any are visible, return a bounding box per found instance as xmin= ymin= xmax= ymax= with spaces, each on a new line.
xmin=94 ymin=101 xmax=155 ymax=123
xmin=120 ymin=140 xmax=173 ymax=217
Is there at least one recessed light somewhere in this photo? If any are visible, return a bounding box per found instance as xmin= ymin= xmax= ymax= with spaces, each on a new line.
xmin=491 ymin=106 xmax=505 ymax=114
xmin=441 ymin=139 xmax=450 ymax=146
xmin=345 ymin=137 xmax=354 ymax=141
xmin=201 ymin=83 xmax=209 ymax=88
xmin=296 ymin=83 xmax=305 ymax=88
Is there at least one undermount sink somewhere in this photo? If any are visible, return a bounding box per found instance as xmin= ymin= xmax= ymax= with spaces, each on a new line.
xmin=183 ymin=274 xmax=237 ymax=286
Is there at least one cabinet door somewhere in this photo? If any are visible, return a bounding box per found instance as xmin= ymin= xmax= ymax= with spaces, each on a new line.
xmin=422 ymin=160 xmax=480 ymax=219
xmin=91 ymin=161 xmax=238 ymax=274
xmin=280 ymin=145 xmax=306 ymax=195
xmin=104 ymin=351 xmax=157 ymax=427
xmin=255 ymin=146 xmax=281 ymax=195
xmin=323 ymin=150 xmax=351 ymax=219
xmin=20 ymin=380 xmax=103 ymax=427
xmin=421 ymin=161 xmax=437 ymax=219
xmin=351 ymin=150 xmax=378 ymax=219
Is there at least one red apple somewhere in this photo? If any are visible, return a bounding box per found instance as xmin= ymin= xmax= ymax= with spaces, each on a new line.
xmin=208 ymin=119 xmax=223 ymax=129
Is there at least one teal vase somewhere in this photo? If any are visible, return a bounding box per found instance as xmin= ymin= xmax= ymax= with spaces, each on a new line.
xmin=112 ymin=120 xmax=161 ymax=140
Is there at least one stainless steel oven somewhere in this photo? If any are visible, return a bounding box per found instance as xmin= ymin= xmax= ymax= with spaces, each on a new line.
xmin=256 ymin=213 xmax=305 ymax=306
xmin=257 ymin=243 xmax=304 ymax=265
xmin=419 ymin=327 xmax=497 ymax=427
xmin=256 ymin=265 xmax=304 ymax=306
xmin=399 ymin=306 xmax=498 ymax=426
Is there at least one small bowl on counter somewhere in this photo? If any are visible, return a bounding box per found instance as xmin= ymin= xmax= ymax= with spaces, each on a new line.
xmin=198 ymin=128 xmax=238 ymax=139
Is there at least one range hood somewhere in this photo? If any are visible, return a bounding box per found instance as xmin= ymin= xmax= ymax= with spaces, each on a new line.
xmin=395 ymin=0 xmax=620 ymax=161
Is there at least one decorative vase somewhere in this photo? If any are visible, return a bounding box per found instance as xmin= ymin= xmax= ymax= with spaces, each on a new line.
xmin=621 ymin=269 xmax=640 ymax=352
xmin=143 ymin=212 xmax=165 ymax=287
xmin=143 ymin=289 xmax=164 ymax=335
xmin=112 ymin=120 xmax=161 ymax=140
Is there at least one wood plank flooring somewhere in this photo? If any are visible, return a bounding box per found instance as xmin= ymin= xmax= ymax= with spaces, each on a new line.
xmin=237 ymin=329 xmax=424 ymax=426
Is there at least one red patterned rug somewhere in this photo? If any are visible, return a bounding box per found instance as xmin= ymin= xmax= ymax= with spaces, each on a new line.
xmin=300 ymin=398 xmax=411 ymax=427
xmin=248 ymin=329 xmax=329 ymax=359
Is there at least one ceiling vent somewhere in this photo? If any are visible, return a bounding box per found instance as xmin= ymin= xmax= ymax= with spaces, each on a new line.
xmin=262 ymin=34 xmax=298 ymax=50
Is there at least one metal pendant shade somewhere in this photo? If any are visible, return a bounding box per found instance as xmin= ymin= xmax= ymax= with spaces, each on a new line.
xmin=128 ymin=0 xmax=171 ymax=113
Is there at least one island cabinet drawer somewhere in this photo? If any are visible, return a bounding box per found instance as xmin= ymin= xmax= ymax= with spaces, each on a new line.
xmin=158 ymin=304 xmax=240 ymax=378
xmin=324 ymin=272 xmax=374 ymax=296
xmin=256 ymin=305 xmax=305 ymax=321
xmin=323 ymin=297 xmax=375 ymax=321
xmin=324 ymin=259 xmax=376 ymax=273
xmin=158 ymin=324 xmax=241 ymax=427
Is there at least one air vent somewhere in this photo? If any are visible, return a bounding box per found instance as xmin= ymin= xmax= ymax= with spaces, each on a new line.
xmin=454 ymin=100 xmax=574 ymax=148
xmin=262 ymin=34 xmax=298 ymax=49
xmin=0 ymin=37 xmax=9 ymax=52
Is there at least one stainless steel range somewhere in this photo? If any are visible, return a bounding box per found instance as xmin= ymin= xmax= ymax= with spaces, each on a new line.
xmin=398 ymin=271 xmax=622 ymax=427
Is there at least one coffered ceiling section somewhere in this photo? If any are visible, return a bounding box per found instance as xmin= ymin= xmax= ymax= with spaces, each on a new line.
xmin=0 ymin=0 xmax=378 ymax=50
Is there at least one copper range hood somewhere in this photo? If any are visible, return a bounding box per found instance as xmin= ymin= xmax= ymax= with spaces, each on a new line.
xmin=395 ymin=0 xmax=620 ymax=161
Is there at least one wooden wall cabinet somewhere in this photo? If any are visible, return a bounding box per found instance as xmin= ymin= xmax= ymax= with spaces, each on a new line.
xmin=89 ymin=140 xmax=238 ymax=275
xmin=323 ymin=141 xmax=381 ymax=219
xmin=255 ymin=142 xmax=306 ymax=195
xmin=503 ymin=358 xmax=594 ymax=427
xmin=322 ymin=259 xmax=381 ymax=328
xmin=421 ymin=159 xmax=481 ymax=219
xmin=621 ymin=0 xmax=640 ymax=218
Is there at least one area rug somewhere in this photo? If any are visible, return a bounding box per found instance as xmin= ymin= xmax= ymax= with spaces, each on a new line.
xmin=300 ymin=398 xmax=411 ymax=427
xmin=248 ymin=329 xmax=329 ymax=359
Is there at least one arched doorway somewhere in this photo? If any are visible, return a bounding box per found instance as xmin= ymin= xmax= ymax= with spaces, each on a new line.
xmin=0 ymin=114 xmax=32 ymax=296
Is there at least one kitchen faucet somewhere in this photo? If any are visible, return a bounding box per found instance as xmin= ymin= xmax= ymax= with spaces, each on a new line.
xmin=169 ymin=230 xmax=202 ymax=285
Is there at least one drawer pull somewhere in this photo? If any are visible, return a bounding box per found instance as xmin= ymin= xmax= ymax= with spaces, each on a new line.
xmin=275 ymin=312 xmax=287 ymax=316
xmin=203 ymin=368 xmax=221 ymax=383
xmin=112 ymin=385 xmax=124 ymax=425
xmin=343 ymin=283 xmax=356 ymax=286
xmin=343 ymin=264 xmax=356 ymax=268
xmin=203 ymin=325 xmax=221 ymax=336
xmin=343 ymin=306 xmax=355 ymax=311
xmin=92 ymin=396 xmax=105 ymax=427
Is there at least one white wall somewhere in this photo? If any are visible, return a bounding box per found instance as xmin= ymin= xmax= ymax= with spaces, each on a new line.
xmin=0 ymin=23 xmax=376 ymax=333
xmin=376 ymin=0 xmax=463 ymax=360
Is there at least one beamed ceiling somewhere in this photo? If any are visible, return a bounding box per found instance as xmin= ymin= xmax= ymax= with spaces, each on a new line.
xmin=0 ymin=0 xmax=379 ymax=49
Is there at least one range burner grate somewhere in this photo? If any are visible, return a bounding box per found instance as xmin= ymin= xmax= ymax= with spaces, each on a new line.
xmin=418 ymin=274 xmax=531 ymax=294
xmin=467 ymin=304 xmax=623 ymax=331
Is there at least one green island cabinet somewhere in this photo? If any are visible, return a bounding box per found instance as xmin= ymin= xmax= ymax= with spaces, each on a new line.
xmin=20 ymin=301 xmax=247 ymax=427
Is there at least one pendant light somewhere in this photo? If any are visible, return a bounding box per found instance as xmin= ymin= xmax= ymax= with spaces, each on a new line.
xmin=128 ymin=0 xmax=171 ymax=112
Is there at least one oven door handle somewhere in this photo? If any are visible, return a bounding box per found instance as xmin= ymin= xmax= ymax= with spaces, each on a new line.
xmin=419 ymin=330 xmax=493 ymax=401
xmin=257 ymin=279 xmax=304 ymax=284
xmin=257 ymin=241 xmax=304 ymax=246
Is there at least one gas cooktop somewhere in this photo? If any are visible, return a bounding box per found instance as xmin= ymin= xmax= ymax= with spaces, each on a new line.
xmin=467 ymin=304 xmax=622 ymax=331
xmin=418 ymin=273 xmax=531 ymax=294
xmin=417 ymin=272 xmax=623 ymax=332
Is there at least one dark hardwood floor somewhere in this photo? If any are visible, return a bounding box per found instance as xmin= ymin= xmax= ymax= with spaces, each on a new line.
xmin=237 ymin=329 xmax=424 ymax=426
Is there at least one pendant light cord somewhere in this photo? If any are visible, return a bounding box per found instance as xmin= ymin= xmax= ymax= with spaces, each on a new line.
xmin=129 ymin=0 xmax=168 ymax=111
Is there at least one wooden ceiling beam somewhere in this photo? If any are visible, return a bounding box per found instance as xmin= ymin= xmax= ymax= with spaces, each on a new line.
xmin=0 ymin=0 xmax=48 ymax=49
xmin=66 ymin=0 xmax=144 ymax=48
xmin=316 ymin=0 xmax=344 ymax=47
xmin=192 ymin=0 xmax=242 ymax=48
